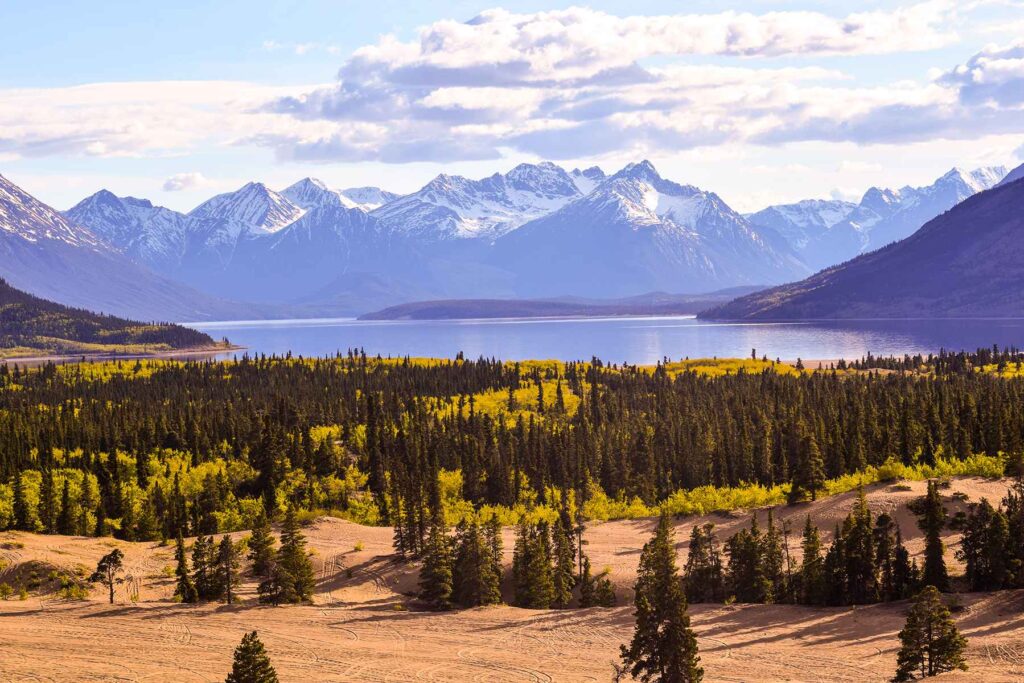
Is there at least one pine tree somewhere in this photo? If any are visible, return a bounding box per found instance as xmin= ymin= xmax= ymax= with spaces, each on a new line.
xmin=761 ymin=511 xmax=786 ymax=603
xmin=247 ymin=511 xmax=276 ymax=578
xmin=272 ymin=505 xmax=315 ymax=603
xmin=683 ymin=523 xmax=724 ymax=603
xmin=726 ymin=516 xmax=769 ymax=603
xmin=418 ymin=512 xmax=454 ymax=610
xmin=620 ymin=514 xmax=702 ymax=683
xmin=11 ymin=472 xmax=31 ymax=531
xmin=453 ymin=519 xmax=501 ymax=607
xmin=823 ymin=524 xmax=849 ymax=606
xmin=38 ymin=468 xmax=56 ymax=533
xmin=56 ymin=478 xmax=74 ymax=535
xmin=918 ymin=481 xmax=949 ymax=591
xmin=225 ymin=631 xmax=279 ymax=683
xmin=217 ymin=536 xmax=241 ymax=605
xmin=892 ymin=529 xmax=918 ymax=600
xmin=174 ymin=533 xmax=198 ymax=603
xmin=512 ymin=522 xmax=555 ymax=609
xmin=956 ymin=498 xmax=1009 ymax=591
xmin=90 ymin=548 xmax=125 ymax=604
xmin=844 ymin=489 xmax=879 ymax=604
xmin=892 ymin=586 xmax=967 ymax=681
xmin=192 ymin=535 xmax=223 ymax=600
xmin=78 ymin=475 xmax=94 ymax=536
xmin=798 ymin=516 xmax=825 ymax=605
xmin=551 ymin=511 xmax=576 ymax=608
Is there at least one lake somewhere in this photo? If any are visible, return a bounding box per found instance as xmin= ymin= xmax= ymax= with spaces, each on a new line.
xmin=187 ymin=316 xmax=1024 ymax=365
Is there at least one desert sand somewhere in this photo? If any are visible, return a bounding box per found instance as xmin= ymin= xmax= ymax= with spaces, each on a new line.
xmin=1 ymin=477 xmax=1022 ymax=682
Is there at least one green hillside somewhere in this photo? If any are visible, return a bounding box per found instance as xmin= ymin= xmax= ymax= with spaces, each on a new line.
xmin=0 ymin=278 xmax=215 ymax=358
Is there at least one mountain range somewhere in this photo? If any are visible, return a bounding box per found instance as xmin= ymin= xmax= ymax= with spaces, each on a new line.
xmin=701 ymin=169 xmax=1024 ymax=319
xmin=0 ymin=158 xmax=1015 ymax=321
xmin=747 ymin=166 xmax=1006 ymax=270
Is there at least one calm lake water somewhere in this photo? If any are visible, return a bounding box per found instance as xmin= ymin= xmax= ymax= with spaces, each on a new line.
xmin=187 ymin=316 xmax=1024 ymax=365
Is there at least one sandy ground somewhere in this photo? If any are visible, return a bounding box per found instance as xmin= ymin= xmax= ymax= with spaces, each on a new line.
xmin=1 ymin=477 xmax=1022 ymax=682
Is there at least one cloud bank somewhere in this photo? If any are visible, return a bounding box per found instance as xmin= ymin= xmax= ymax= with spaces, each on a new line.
xmin=0 ymin=4 xmax=1020 ymax=166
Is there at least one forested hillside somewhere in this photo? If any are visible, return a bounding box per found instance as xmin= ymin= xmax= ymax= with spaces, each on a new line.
xmin=0 ymin=278 xmax=215 ymax=357
xmin=0 ymin=348 xmax=1021 ymax=541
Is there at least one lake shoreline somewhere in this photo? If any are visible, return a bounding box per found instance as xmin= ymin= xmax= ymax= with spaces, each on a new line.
xmin=0 ymin=343 xmax=244 ymax=367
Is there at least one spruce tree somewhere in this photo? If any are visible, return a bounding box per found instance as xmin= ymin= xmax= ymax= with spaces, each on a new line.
xmin=453 ymin=519 xmax=501 ymax=607
xmin=38 ymin=468 xmax=55 ymax=533
xmin=56 ymin=478 xmax=74 ymax=535
xmin=12 ymin=472 xmax=30 ymax=531
xmin=217 ymin=536 xmax=241 ymax=605
xmin=225 ymin=631 xmax=279 ymax=683
xmin=892 ymin=529 xmax=917 ymax=600
xmin=418 ymin=512 xmax=454 ymax=610
xmin=174 ymin=533 xmax=198 ymax=603
xmin=247 ymin=511 xmax=276 ymax=578
xmin=892 ymin=586 xmax=967 ymax=681
xmin=620 ymin=514 xmax=702 ymax=683
xmin=552 ymin=512 xmax=576 ymax=608
xmin=683 ymin=523 xmax=724 ymax=603
xmin=191 ymin=535 xmax=212 ymax=599
xmin=918 ymin=481 xmax=949 ymax=591
xmin=844 ymin=489 xmax=879 ymax=604
xmin=78 ymin=475 xmax=94 ymax=536
xmin=956 ymin=498 xmax=1009 ymax=591
xmin=798 ymin=516 xmax=825 ymax=605
xmin=273 ymin=505 xmax=316 ymax=603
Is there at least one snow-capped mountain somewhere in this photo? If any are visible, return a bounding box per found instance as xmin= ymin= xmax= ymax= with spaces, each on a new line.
xmin=185 ymin=182 xmax=305 ymax=267
xmin=492 ymin=161 xmax=809 ymax=298
xmin=569 ymin=166 xmax=607 ymax=195
xmin=747 ymin=199 xmax=856 ymax=252
xmin=66 ymin=190 xmax=194 ymax=273
xmin=371 ymin=162 xmax=589 ymax=241
xmin=996 ymin=161 xmax=1024 ymax=188
xmin=759 ymin=166 xmax=1007 ymax=269
xmin=281 ymin=178 xmax=351 ymax=210
xmin=0 ymin=174 xmax=242 ymax=321
xmin=339 ymin=186 xmax=400 ymax=211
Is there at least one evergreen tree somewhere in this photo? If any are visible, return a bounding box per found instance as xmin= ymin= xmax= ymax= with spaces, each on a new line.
xmin=620 ymin=514 xmax=702 ymax=683
xmin=56 ymin=478 xmax=74 ymax=535
xmin=452 ymin=519 xmax=501 ymax=607
xmin=892 ymin=586 xmax=967 ymax=681
xmin=874 ymin=513 xmax=899 ymax=601
xmin=174 ymin=533 xmax=198 ymax=604
xmin=225 ymin=631 xmax=279 ymax=683
xmin=512 ymin=522 xmax=555 ymax=609
xmin=761 ymin=511 xmax=787 ymax=603
xmin=217 ymin=535 xmax=241 ymax=605
xmin=798 ymin=516 xmax=825 ymax=605
xmin=78 ymin=475 xmax=94 ymax=536
xmin=551 ymin=511 xmax=577 ymax=608
xmin=844 ymin=489 xmax=879 ymax=604
xmin=90 ymin=548 xmax=125 ymax=604
xmin=956 ymin=499 xmax=1010 ymax=591
xmin=892 ymin=529 xmax=918 ymax=600
xmin=418 ymin=511 xmax=454 ymax=610
xmin=247 ymin=511 xmax=276 ymax=578
xmin=918 ymin=481 xmax=949 ymax=591
xmin=683 ymin=523 xmax=724 ymax=603
xmin=726 ymin=516 xmax=769 ymax=603
xmin=822 ymin=524 xmax=848 ymax=606
xmin=38 ymin=468 xmax=55 ymax=533
xmin=12 ymin=471 xmax=31 ymax=531
xmin=192 ymin=534 xmax=223 ymax=601
xmin=267 ymin=505 xmax=315 ymax=604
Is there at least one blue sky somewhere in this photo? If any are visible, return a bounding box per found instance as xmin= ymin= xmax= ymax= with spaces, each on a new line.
xmin=1 ymin=0 xmax=1022 ymax=212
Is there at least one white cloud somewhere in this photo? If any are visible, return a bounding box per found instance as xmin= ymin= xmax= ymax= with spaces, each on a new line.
xmin=162 ymin=171 xmax=208 ymax=192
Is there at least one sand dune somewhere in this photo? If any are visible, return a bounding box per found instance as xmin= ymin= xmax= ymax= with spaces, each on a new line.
xmin=1 ymin=477 xmax=1022 ymax=682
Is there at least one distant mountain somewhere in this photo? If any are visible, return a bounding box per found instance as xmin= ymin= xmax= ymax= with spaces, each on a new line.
xmin=747 ymin=199 xmax=856 ymax=253
xmin=371 ymin=161 xmax=588 ymax=242
xmin=66 ymin=190 xmax=195 ymax=273
xmin=0 ymin=277 xmax=215 ymax=357
xmin=185 ymin=182 xmax=305 ymax=268
xmin=996 ymin=161 xmax=1024 ymax=188
xmin=0 ymin=173 xmax=245 ymax=322
xmin=700 ymin=175 xmax=1024 ymax=319
xmin=770 ymin=166 xmax=1007 ymax=269
xmin=359 ymin=287 xmax=764 ymax=321
xmin=491 ymin=161 xmax=809 ymax=298
xmin=339 ymin=186 xmax=400 ymax=211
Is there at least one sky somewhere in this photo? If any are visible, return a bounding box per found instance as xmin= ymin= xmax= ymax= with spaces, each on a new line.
xmin=1 ymin=0 xmax=1022 ymax=213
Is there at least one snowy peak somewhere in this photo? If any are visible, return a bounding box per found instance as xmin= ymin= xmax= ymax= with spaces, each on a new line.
xmin=935 ymin=166 xmax=1007 ymax=195
xmin=66 ymin=189 xmax=194 ymax=272
xmin=569 ymin=166 xmax=606 ymax=195
xmin=282 ymin=177 xmax=354 ymax=210
xmin=339 ymin=186 xmax=400 ymax=211
xmin=0 ymin=174 xmax=100 ymax=248
xmin=371 ymin=161 xmax=584 ymax=241
xmin=189 ymin=182 xmax=304 ymax=236
xmin=996 ymin=162 xmax=1024 ymax=188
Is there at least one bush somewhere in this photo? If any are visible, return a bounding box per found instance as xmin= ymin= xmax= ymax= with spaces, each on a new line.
xmin=0 ymin=583 xmax=12 ymax=600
